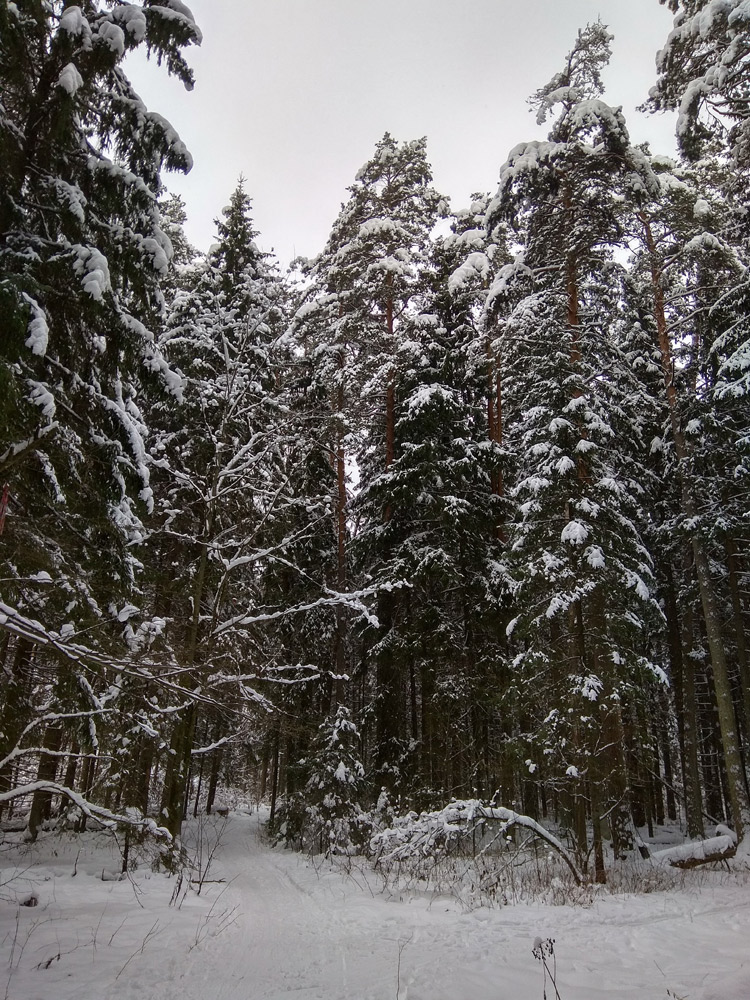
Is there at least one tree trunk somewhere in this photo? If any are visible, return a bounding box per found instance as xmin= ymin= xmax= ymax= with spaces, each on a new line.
xmin=159 ymin=706 xmax=196 ymax=838
xmin=206 ymin=748 xmax=223 ymax=814
xmin=269 ymin=724 xmax=280 ymax=825
xmin=664 ymin=560 xmax=704 ymax=836
xmin=385 ymin=290 xmax=395 ymax=473
xmin=63 ymin=739 xmax=79 ymax=791
xmin=374 ymin=588 xmax=402 ymax=789
xmin=26 ymin=724 xmax=63 ymax=841
xmin=726 ymin=537 xmax=750 ymax=748
xmin=0 ymin=638 xmax=34 ymax=819
xmin=486 ymin=335 xmax=504 ymax=505
xmin=159 ymin=491 xmax=215 ymax=838
xmin=658 ymin=693 xmax=677 ymax=822
xmin=334 ymin=378 xmax=348 ymax=705
xmin=682 ymin=602 xmax=707 ymax=838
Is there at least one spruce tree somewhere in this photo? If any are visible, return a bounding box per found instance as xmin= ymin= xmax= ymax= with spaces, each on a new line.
xmin=0 ymin=0 xmax=201 ymax=637
xmin=486 ymin=24 xmax=664 ymax=875
xmin=628 ymin=150 xmax=750 ymax=839
xmin=0 ymin=0 xmax=201 ymax=834
xmin=151 ymin=181 xmax=289 ymax=833
xmin=650 ymin=9 xmax=750 ymax=835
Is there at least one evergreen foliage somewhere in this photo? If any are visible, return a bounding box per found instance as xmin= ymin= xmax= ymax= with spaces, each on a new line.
xmin=278 ymin=706 xmax=369 ymax=856
xmin=2 ymin=7 xmax=750 ymax=882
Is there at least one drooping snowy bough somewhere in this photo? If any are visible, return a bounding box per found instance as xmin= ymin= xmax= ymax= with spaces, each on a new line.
xmin=370 ymin=800 xmax=584 ymax=885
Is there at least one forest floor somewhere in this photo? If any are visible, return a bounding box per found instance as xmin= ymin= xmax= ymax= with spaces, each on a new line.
xmin=1 ymin=809 xmax=750 ymax=1000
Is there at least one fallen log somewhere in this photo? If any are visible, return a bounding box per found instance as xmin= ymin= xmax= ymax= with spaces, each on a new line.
xmin=650 ymin=833 xmax=737 ymax=870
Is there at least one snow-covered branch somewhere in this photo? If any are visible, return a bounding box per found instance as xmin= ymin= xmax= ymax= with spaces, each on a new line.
xmin=0 ymin=781 xmax=171 ymax=841
xmin=371 ymin=800 xmax=583 ymax=885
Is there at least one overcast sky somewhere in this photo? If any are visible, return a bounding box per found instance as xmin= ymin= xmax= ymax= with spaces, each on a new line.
xmin=127 ymin=0 xmax=678 ymax=267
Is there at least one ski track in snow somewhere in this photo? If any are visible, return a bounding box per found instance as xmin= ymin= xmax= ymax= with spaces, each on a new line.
xmin=2 ymin=812 xmax=750 ymax=999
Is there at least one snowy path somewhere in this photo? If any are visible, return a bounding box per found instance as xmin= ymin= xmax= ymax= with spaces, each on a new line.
xmin=155 ymin=812 xmax=464 ymax=1000
xmin=3 ymin=812 xmax=750 ymax=1000
xmin=136 ymin=813 xmax=750 ymax=1000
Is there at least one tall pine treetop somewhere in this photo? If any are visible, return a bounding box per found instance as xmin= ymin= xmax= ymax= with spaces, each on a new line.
xmin=488 ymin=24 xmax=658 ymax=266
xmin=531 ymin=21 xmax=613 ymax=125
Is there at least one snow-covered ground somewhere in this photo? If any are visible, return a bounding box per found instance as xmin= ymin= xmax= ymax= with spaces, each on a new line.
xmin=2 ymin=812 xmax=749 ymax=999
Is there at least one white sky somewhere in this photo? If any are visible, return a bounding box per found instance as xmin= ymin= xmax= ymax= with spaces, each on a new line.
xmin=126 ymin=0 xmax=678 ymax=267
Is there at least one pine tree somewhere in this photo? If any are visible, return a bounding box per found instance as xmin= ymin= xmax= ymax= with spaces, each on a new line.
xmin=651 ymin=0 xmax=750 ymax=165
xmin=350 ymin=220 xmax=509 ymax=802
xmin=294 ymin=134 xmax=446 ymax=791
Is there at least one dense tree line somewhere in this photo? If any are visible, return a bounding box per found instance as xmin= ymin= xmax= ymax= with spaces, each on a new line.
xmin=1 ymin=1 xmax=748 ymax=882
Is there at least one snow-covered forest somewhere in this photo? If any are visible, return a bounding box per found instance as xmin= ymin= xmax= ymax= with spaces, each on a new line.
xmin=1 ymin=0 xmax=750 ymax=912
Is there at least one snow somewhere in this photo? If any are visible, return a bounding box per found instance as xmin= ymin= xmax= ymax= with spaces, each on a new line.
xmin=157 ymin=0 xmax=200 ymax=27
xmin=447 ymin=252 xmax=490 ymax=294
xmin=121 ymin=313 xmax=184 ymax=400
xmin=585 ymin=545 xmax=606 ymax=569
xmin=96 ymin=20 xmax=126 ymax=56
xmin=568 ymin=99 xmax=628 ymax=143
xmin=140 ymin=231 xmax=173 ymax=274
xmin=58 ymin=6 xmax=85 ymax=36
xmin=358 ymin=218 xmax=400 ymax=239
xmin=626 ymin=570 xmax=651 ymax=602
xmin=3 ymin=811 xmax=750 ymax=1000
xmin=115 ymin=602 xmax=140 ymax=623
xmin=55 ymin=179 xmax=87 ymax=225
xmin=147 ymin=111 xmax=194 ymax=171
xmin=72 ymin=245 xmax=111 ymax=301
xmin=22 ymin=293 xmax=49 ymax=355
xmin=115 ymin=5 xmax=148 ymax=42
xmin=27 ymin=381 xmax=56 ymax=419
xmin=561 ymin=519 xmax=588 ymax=546
xmin=652 ymin=834 xmax=737 ymax=867
xmin=554 ymin=455 xmax=575 ymax=476
xmin=149 ymin=2 xmax=203 ymax=45
xmin=535 ymin=85 xmax=581 ymax=123
xmin=578 ymin=673 xmax=603 ymax=700
xmin=451 ymin=227 xmax=485 ymax=249
xmin=405 ymin=383 xmax=454 ymax=416
xmin=334 ymin=760 xmax=349 ymax=783
xmin=56 ymin=63 xmax=84 ymax=96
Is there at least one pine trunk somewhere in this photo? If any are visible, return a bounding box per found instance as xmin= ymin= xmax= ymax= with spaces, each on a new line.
xmin=726 ymin=537 xmax=750 ymax=744
xmin=334 ymin=378 xmax=348 ymax=704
